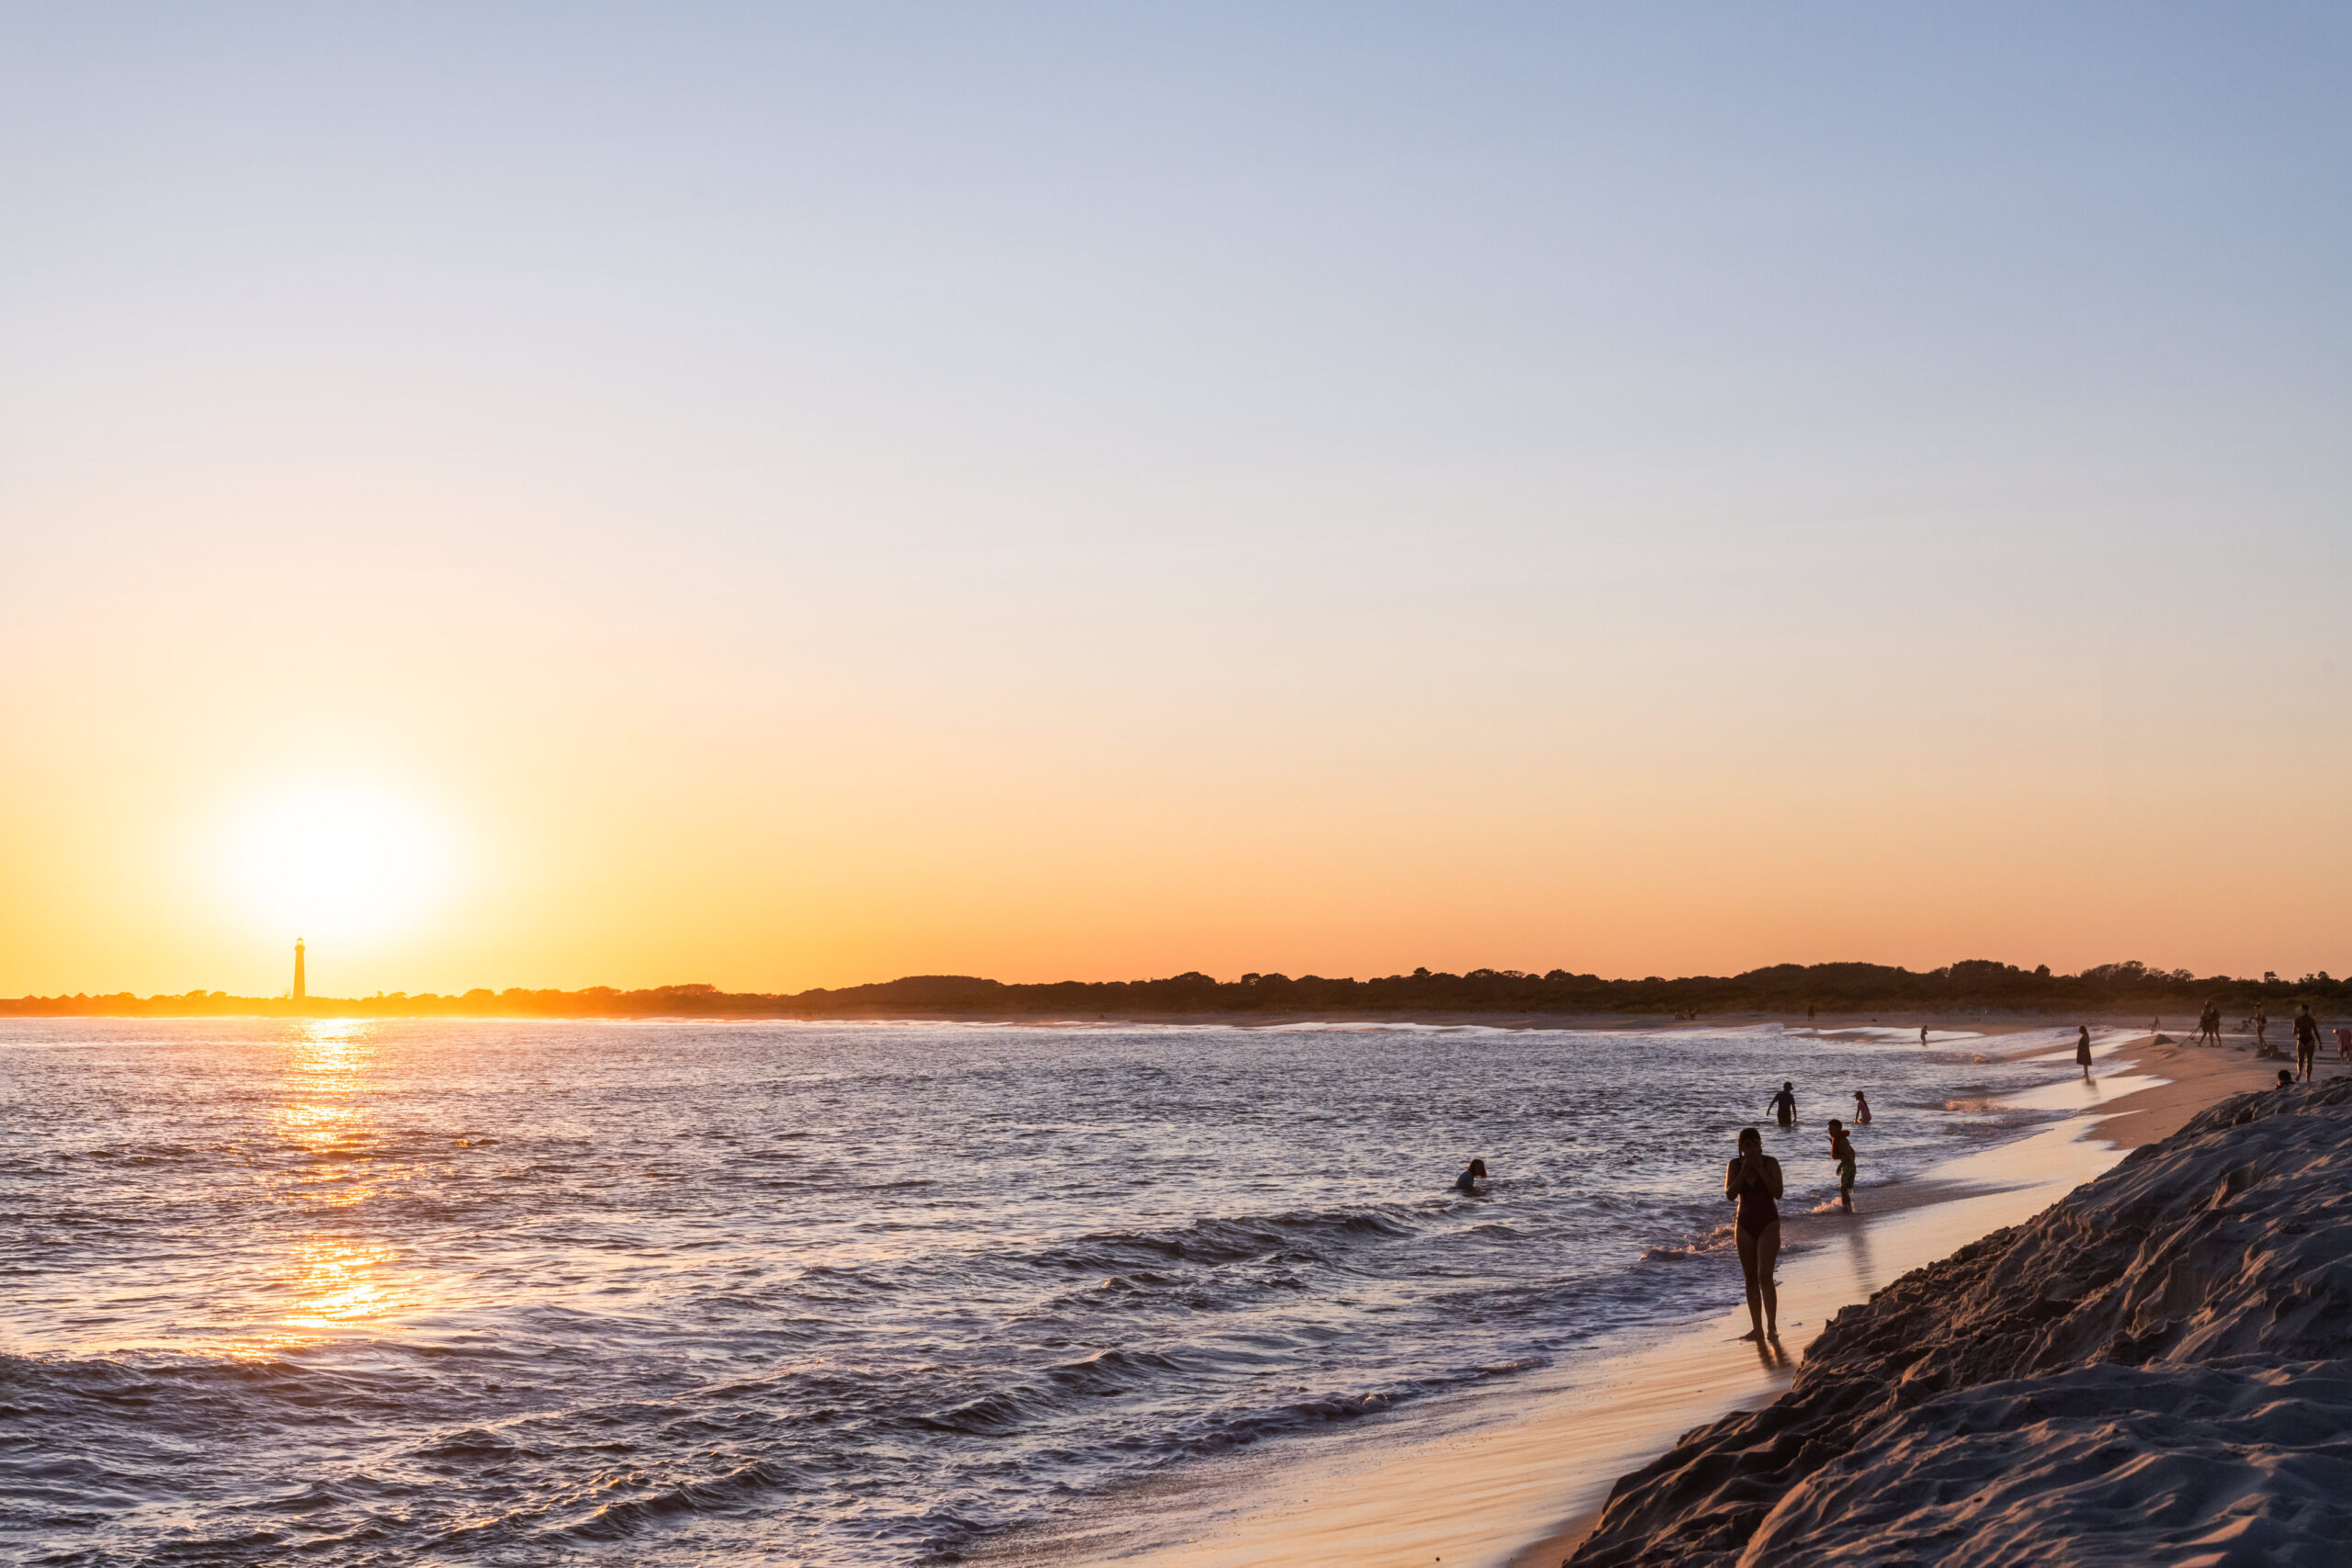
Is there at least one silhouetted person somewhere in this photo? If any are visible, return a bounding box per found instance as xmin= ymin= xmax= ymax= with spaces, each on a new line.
xmin=2256 ymin=1005 xmax=2270 ymax=1053
xmin=2294 ymin=1007 xmax=2320 ymax=1082
xmin=1766 ymin=1081 xmax=1797 ymax=1128
xmin=1850 ymin=1089 xmax=1871 ymax=1126
xmin=1827 ymin=1119 xmax=1857 ymax=1213
xmin=2076 ymin=1025 xmax=2093 ymax=1081
xmin=1919 ymin=1024 xmax=1929 ymax=1046
xmin=1725 ymin=1127 xmax=1783 ymax=1341
xmin=1455 ymin=1157 xmax=1488 ymax=1195
xmin=2336 ymin=1026 xmax=2351 ymax=1063
xmin=2278 ymin=1069 xmax=2295 ymax=1089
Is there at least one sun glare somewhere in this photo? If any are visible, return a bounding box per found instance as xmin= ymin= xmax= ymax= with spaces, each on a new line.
xmin=221 ymin=784 xmax=453 ymax=945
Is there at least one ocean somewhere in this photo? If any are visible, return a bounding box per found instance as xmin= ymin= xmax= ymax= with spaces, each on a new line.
xmin=1 ymin=1017 xmax=2091 ymax=1565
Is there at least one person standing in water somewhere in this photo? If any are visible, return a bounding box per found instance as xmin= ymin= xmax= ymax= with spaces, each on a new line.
xmin=1765 ymin=1081 xmax=1797 ymax=1128
xmin=1827 ymin=1118 xmax=1858 ymax=1212
xmin=1850 ymin=1089 xmax=1871 ymax=1126
xmin=1725 ymin=1128 xmax=1783 ymax=1340
xmin=2075 ymin=1025 xmax=2094 ymax=1081
xmin=2256 ymin=1004 xmax=2270 ymax=1054
xmin=2294 ymin=1007 xmax=2321 ymax=1082
xmin=1455 ymin=1157 xmax=1488 ymax=1195
xmin=1919 ymin=1024 xmax=1929 ymax=1046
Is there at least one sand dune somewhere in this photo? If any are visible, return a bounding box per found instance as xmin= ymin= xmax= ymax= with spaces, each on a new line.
xmin=1566 ymin=1077 xmax=2352 ymax=1566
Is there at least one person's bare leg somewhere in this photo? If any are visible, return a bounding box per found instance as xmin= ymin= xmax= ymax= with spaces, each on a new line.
xmin=1735 ymin=1227 xmax=1765 ymax=1340
xmin=1756 ymin=1223 xmax=1782 ymax=1338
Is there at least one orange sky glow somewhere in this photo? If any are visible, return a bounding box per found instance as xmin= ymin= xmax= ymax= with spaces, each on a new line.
xmin=3 ymin=10 xmax=2346 ymax=998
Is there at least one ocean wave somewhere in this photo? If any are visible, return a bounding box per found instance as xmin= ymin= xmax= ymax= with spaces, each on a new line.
xmin=0 ymin=1015 xmax=2089 ymax=1566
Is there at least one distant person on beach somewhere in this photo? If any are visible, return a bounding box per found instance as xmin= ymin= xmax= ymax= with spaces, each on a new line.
xmin=2336 ymin=1026 xmax=2351 ymax=1063
xmin=1724 ymin=1128 xmax=1783 ymax=1341
xmin=1766 ymin=1081 xmax=1797 ymax=1128
xmin=1827 ymin=1119 xmax=1858 ymax=1213
xmin=2294 ymin=1008 xmax=2320 ymax=1082
xmin=1455 ymin=1157 xmax=1488 ymax=1195
xmin=2201 ymin=1004 xmax=2224 ymax=1047
xmin=2256 ymin=1005 xmax=2270 ymax=1052
xmin=1851 ymin=1089 xmax=1871 ymax=1126
xmin=1919 ymin=1025 xmax=1929 ymax=1046
xmin=2076 ymin=1026 xmax=2094 ymax=1081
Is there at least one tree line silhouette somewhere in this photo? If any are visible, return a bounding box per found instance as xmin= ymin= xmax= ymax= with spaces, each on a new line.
xmin=5 ymin=957 xmax=2342 ymax=1019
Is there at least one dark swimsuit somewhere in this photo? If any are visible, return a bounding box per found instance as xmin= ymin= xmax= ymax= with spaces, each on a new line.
xmin=1734 ymin=1165 xmax=1778 ymax=1235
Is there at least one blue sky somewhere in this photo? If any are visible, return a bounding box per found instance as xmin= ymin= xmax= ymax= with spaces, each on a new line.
xmin=2 ymin=5 xmax=2346 ymax=991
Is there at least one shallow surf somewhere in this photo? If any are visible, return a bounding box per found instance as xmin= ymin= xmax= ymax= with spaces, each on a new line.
xmin=1 ymin=1018 xmax=2106 ymax=1564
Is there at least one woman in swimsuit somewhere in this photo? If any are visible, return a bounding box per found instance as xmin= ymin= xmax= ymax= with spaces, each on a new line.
xmin=1725 ymin=1127 xmax=1783 ymax=1341
xmin=1850 ymin=1089 xmax=1871 ymax=1126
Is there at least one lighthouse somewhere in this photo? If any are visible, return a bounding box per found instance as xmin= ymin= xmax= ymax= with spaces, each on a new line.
xmin=293 ymin=939 xmax=307 ymax=1002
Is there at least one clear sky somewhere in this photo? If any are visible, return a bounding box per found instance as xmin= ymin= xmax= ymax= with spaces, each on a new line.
xmin=3 ymin=4 xmax=2346 ymax=997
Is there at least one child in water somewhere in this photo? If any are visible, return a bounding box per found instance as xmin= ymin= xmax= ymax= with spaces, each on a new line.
xmin=1827 ymin=1119 xmax=1857 ymax=1213
xmin=1850 ymin=1089 xmax=1871 ymax=1126
xmin=1455 ymin=1158 xmax=1488 ymax=1195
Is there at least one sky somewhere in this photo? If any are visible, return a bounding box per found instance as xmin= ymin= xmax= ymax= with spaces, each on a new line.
xmin=2 ymin=3 xmax=2346 ymax=998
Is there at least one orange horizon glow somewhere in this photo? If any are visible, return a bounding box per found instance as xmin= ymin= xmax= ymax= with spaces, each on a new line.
xmin=2 ymin=722 xmax=2345 ymax=999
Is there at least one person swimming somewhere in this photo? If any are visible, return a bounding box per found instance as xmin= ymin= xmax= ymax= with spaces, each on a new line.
xmin=1828 ymin=1118 xmax=1857 ymax=1213
xmin=1765 ymin=1081 xmax=1797 ymax=1128
xmin=1850 ymin=1089 xmax=1871 ymax=1126
xmin=1725 ymin=1127 xmax=1783 ymax=1340
xmin=1455 ymin=1157 xmax=1488 ymax=1195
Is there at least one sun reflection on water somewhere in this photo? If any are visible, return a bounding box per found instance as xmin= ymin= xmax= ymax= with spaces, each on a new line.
xmin=231 ymin=1019 xmax=423 ymax=1354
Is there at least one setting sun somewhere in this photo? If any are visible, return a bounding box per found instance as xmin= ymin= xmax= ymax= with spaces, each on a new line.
xmin=218 ymin=785 xmax=456 ymax=949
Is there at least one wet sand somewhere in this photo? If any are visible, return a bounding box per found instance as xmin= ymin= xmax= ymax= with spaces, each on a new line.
xmin=983 ymin=1030 xmax=2301 ymax=1568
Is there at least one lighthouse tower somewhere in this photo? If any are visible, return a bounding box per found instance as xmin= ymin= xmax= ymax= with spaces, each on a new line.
xmin=293 ymin=939 xmax=307 ymax=1002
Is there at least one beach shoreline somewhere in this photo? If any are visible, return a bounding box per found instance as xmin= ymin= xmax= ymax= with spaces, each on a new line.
xmin=978 ymin=1027 xmax=2300 ymax=1568
xmin=1564 ymin=1067 xmax=2352 ymax=1564
xmin=1517 ymin=1029 xmax=2298 ymax=1567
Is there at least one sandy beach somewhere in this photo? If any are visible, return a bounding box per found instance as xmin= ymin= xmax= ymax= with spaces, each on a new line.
xmin=1569 ymin=1063 xmax=2352 ymax=1563
xmin=980 ymin=1026 xmax=2305 ymax=1567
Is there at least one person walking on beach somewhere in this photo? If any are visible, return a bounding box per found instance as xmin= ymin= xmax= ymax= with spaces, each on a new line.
xmin=1851 ymin=1089 xmax=1871 ymax=1126
xmin=1766 ymin=1081 xmax=1797 ymax=1128
xmin=2294 ymin=1007 xmax=2321 ymax=1082
xmin=1725 ymin=1128 xmax=1783 ymax=1341
xmin=1827 ymin=1119 xmax=1858 ymax=1213
xmin=2076 ymin=1025 xmax=2094 ymax=1081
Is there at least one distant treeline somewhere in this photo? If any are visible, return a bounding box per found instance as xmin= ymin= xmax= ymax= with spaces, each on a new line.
xmin=5 ymin=959 xmax=2345 ymax=1020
